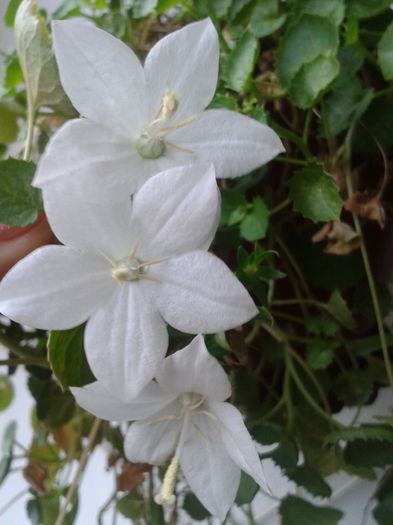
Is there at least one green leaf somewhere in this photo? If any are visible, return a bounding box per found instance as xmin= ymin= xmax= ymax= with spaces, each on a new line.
xmin=226 ymin=30 xmax=258 ymax=92
xmin=240 ymin=197 xmax=269 ymax=241
xmin=132 ymin=0 xmax=157 ymax=17
xmin=117 ymin=493 xmax=145 ymax=520
xmin=327 ymin=290 xmax=356 ymax=331
xmin=211 ymin=0 xmax=232 ymax=18
xmin=0 ymin=103 xmax=18 ymax=144
xmin=378 ymin=21 xmax=393 ymax=81
xmin=347 ymin=0 xmax=391 ymax=19
xmin=26 ymin=499 xmax=41 ymax=525
xmin=325 ymin=425 xmax=393 ymax=446
xmin=319 ymin=75 xmax=374 ymax=136
xmin=4 ymin=0 xmax=22 ymax=27
xmin=279 ymin=495 xmax=343 ymax=525
xmin=305 ymin=339 xmax=338 ymax=370
xmin=289 ymin=55 xmax=339 ymax=108
xmin=0 ymin=376 xmax=13 ymax=411
xmin=219 ymin=188 xmax=247 ymax=226
xmin=374 ymin=493 xmax=393 ymax=525
xmin=277 ymin=14 xmax=338 ymax=88
xmin=0 ymin=421 xmax=16 ymax=485
xmin=235 ymin=471 xmax=258 ymax=505
xmin=288 ymin=163 xmax=343 ymax=222
xmin=294 ymin=0 xmax=345 ymax=26
xmin=345 ymin=440 xmax=393 ymax=468
xmin=249 ymin=0 xmax=286 ymax=38
xmin=0 ymin=158 xmax=42 ymax=227
xmin=156 ymin=0 xmax=181 ymax=14
xmin=48 ymin=326 xmax=95 ymax=389
xmin=269 ymin=438 xmax=298 ymax=469
xmin=183 ymin=493 xmax=210 ymax=520
xmin=28 ymin=377 xmax=75 ymax=428
xmin=286 ymin=465 xmax=332 ymax=498
xmin=1 ymin=53 xmax=24 ymax=97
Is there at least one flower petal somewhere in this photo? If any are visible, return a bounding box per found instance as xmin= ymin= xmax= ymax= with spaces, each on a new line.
xmin=171 ymin=109 xmax=285 ymax=178
xmin=0 ymin=246 xmax=114 ymax=329
xmin=33 ymin=119 xmax=144 ymax=201
xmin=156 ymin=335 xmax=231 ymax=401
xmin=153 ymin=251 xmax=258 ymax=333
xmin=43 ymin=185 xmax=135 ymax=260
xmin=209 ymin=401 xmax=268 ymax=490
xmin=124 ymin=401 xmax=181 ymax=464
xmin=85 ymin=283 xmax=168 ymax=401
xmin=180 ymin=412 xmax=240 ymax=520
xmin=144 ymin=19 xmax=219 ymax=121
xmin=71 ymin=381 xmax=176 ymax=421
xmin=52 ymin=19 xmax=147 ymax=134
xmin=132 ymin=164 xmax=219 ymax=259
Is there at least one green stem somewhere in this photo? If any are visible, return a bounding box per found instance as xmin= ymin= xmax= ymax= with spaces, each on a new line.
xmin=302 ymin=108 xmax=312 ymax=146
xmin=283 ymin=362 xmax=294 ymax=430
xmin=23 ymin=105 xmax=36 ymax=161
xmin=0 ymin=332 xmax=48 ymax=366
xmin=0 ymin=357 xmax=47 ymax=367
xmin=274 ymin=156 xmax=308 ymax=166
xmin=269 ymin=198 xmax=291 ymax=216
xmin=343 ymin=127 xmax=393 ymax=390
xmin=0 ymin=489 xmax=28 ymax=517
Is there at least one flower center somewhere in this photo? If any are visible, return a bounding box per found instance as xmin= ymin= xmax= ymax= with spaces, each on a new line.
xmin=135 ymin=89 xmax=195 ymax=159
xmin=180 ymin=392 xmax=204 ymax=410
xmin=111 ymin=256 xmax=143 ymax=281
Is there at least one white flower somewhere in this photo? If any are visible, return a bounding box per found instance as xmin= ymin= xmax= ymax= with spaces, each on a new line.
xmin=72 ymin=335 xmax=269 ymax=520
xmin=33 ymin=18 xmax=284 ymax=201
xmin=0 ymin=164 xmax=257 ymax=399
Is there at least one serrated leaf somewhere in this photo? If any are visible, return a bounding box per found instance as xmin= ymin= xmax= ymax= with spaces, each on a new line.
xmin=0 ymin=376 xmax=13 ymax=411
xmin=220 ymin=188 xmax=247 ymax=226
xmin=240 ymin=197 xmax=269 ymax=241
xmin=288 ymin=163 xmax=343 ymax=222
xmin=378 ymin=21 xmax=393 ymax=81
xmin=48 ymin=325 xmax=95 ymax=389
xmin=286 ymin=465 xmax=332 ymax=498
xmin=277 ymin=14 xmax=338 ymax=88
xmin=289 ymin=55 xmax=339 ymax=108
xmin=325 ymin=425 xmax=393 ymax=446
xmin=226 ymin=30 xmax=258 ymax=92
xmin=235 ymin=471 xmax=258 ymax=505
xmin=279 ymin=495 xmax=343 ymax=525
xmin=183 ymin=493 xmax=210 ymax=520
xmin=347 ymin=0 xmax=391 ymax=19
xmin=132 ymin=0 xmax=157 ymax=17
xmin=269 ymin=438 xmax=298 ymax=469
xmin=327 ymin=290 xmax=356 ymax=330
xmin=249 ymin=0 xmax=286 ymax=38
xmin=345 ymin=440 xmax=393 ymax=468
xmin=294 ymin=0 xmax=345 ymax=26
xmin=0 ymin=158 xmax=41 ymax=227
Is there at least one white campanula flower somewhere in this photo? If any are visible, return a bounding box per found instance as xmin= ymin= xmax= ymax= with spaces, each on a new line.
xmin=0 ymin=164 xmax=258 ymax=399
xmin=72 ymin=335 xmax=269 ymax=520
xmin=33 ymin=18 xmax=284 ymax=201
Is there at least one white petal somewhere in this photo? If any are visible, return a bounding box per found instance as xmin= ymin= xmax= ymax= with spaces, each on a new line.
xmin=171 ymin=109 xmax=285 ymax=178
xmin=156 ymin=335 xmax=231 ymax=401
xmin=153 ymin=251 xmax=258 ymax=333
xmin=180 ymin=412 xmax=240 ymax=520
xmin=71 ymin=381 xmax=175 ymax=421
xmin=124 ymin=401 xmax=181 ymax=464
xmin=209 ymin=401 xmax=268 ymax=490
xmin=34 ymin=119 xmax=144 ymax=201
xmin=144 ymin=19 xmax=219 ymax=121
xmin=131 ymin=164 xmax=220 ymax=259
xmin=52 ymin=20 xmax=147 ymax=134
xmin=0 ymin=246 xmax=114 ymax=329
xmin=43 ymin=185 xmax=135 ymax=260
xmin=85 ymin=283 xmax=168 ymax=401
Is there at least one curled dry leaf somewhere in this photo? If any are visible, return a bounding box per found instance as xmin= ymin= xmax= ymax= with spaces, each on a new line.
xmin=117 ymin=461 xmax=150 ymax=492
xmin=312 ymin=221 xmax=361 ymax=255
xmin=344 ymin=192 xmax=386 ymax=229
xmin=23 ymin=460 xmax=48 ymax=494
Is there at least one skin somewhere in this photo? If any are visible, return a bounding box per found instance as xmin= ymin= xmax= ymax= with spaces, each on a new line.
xmin=0 ymin=214 xmax=57 ymax=279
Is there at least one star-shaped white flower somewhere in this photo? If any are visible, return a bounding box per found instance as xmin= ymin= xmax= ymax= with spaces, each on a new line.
xmin=72 ymin=335 xmax=269 ymax=520
xmin=33 ymin=18 xmax=284 ymax=201
xmin=0 ymin=164 xmax=258 ymax=399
